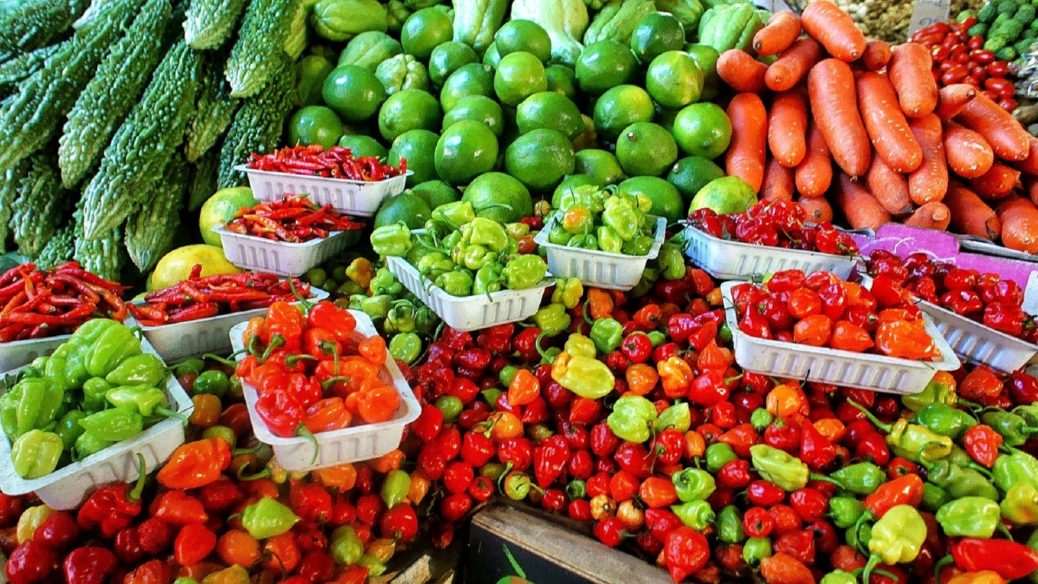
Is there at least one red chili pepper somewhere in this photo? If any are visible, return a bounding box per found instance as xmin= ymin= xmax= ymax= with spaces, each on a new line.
xmin=77 ymin=467 xmax=147 ymax=538
xmin=136 ymin=517 xmax=173 ymax=554
xmin=950 ymin=538 xmax=1038 ymax=580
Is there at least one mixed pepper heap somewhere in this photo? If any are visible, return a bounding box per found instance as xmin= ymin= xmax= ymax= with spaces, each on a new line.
xmin=247 ymin=144 xmax=406 ymax=182
xmin=687 ymin=200 xmax=860 ymax=257
xmin=544 ymin=184 xmax=658 ymax=255
xmin=224 ymin=195 xmax=365 ymax=244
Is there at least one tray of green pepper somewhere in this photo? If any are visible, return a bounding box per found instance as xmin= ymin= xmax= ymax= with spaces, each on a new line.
xmin=0 ymin=319 xmax=193 ymax=509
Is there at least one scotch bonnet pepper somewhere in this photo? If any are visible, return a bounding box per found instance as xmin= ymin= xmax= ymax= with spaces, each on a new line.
xmin=370 ymin=223 xmax=412 ymax=257
xmin=936 ymin=497 xmax=1001 ymax=537
xmin=11 ymin=429 xmax=62 ymax=478
xmin=0 ymin=377 xmax=63 ymax=440
xmin=749 ymin=444 xmax=837 ymax=492
xmin=1002 ymin=481 xmax=1038 ymax=526
xmin=606 ymin=396 xmax=656 ymax=443
xmin=502 ymin=254 xmax=547 ymax=290
xmin=849 ymin=399 xmax=953 ymax=462
xmin=863 ymin=505 xmax=926 ymax=580
xmin=241 ymin=497 xmax=300 ymax=539
xmin=551 ymin=351 xmax=614 ymax=400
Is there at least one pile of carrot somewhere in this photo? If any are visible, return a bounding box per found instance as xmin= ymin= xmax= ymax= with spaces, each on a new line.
xmin=715 ymin=0 xmax=1038 ymax=254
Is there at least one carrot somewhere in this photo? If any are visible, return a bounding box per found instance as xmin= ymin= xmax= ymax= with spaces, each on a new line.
xmin=945 ymin=183 xmax=1001 ymax=240
xmin=795 ymin=123 xmax=833 ymax=198
xmin=944 ymin=122 xmax=995 ymax=179
xmin=861 ymin=40 xmax=891 ymax=71
xmin=753 ymin=12 xmax=802 ymax=56
xmin=1014 ymin=136 xmax=1038 ymax=175
xmin=907 ymin=114 xmax=948 ymax=205
xmin=725 ymin=93 xmax=768 ymax=193
xmin=801 ymin=0 xmax=866 ymax=62
xmin=762 ymin=157 xmax=795 ymax=201
xmin=957 ymin=93 xmax=1031 ymax=161
xmin=768 ymin=90 xmax=808 ymax=168
xmin=833 ymin=173 xmax=891 ymax=230
xmin=717 ymin=49 xmax=768 ymax=93
xmin=856 ymin=72 xmax=923 ymax=173
xmin=888 ymin=43 xmax=938 ymax=118
xmin=997 ymin=197 xmax=1038 ymax=253
xmin=808 ymin=59 xmax=871 ymax=177
xmin=866 ymin=156 xmax=913 ymax=216
xmin=797 ymin=195 xmax=833 ymax=223
xmin=904 ymin=202 xmax=951 ymax=230
xmin=970 ymin=162 xmax=1021 ymax=200
xmin=935 ymin=84 xmax=977 ymax=120
xmin=765 ymin=38 xmax=822 ymax=92
xmin=1027 ymin=176 xmax=1038 ymax=206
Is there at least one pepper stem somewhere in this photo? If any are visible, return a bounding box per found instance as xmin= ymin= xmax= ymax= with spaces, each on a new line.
xmin=259 ymin=335 xmax=285 ymax=364
xmin=533 ymin=331 xmax=552 ymax=363
xmin=846 ymin=399 xmax=892 ymax=432
xmin=288 ymin=278 xmax=313 ymax=314
xmin=933 ymin=554 xmax=954 ymax=584
xmin=502 ymin=545 xmax=527 ymax=580
xmin=129 ymin=453 xmax=147 ymax=502
xmin=321 ymin=376 xmax=350 ymax=391
xmin=808 ymin=473 xmax=844 ymax=490
xmin=997 ymin=521 xmax=1014 ymax=540
xmin=155 ymin=406 xmax=186 ymax=423
xmin=861 ymin=554 xmax=881 ymax=584
xmin=285 ymin=354 xmax=319 ymax=368
xmin=297 ymin=424 xmax=319 ymax=465
xmin=237 ymin=464 xmax=272 ymax=481
xmin=202 ymin=352 xmax=240 ymax=366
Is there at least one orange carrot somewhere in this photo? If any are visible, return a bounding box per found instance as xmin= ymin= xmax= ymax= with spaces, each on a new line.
xmin=904 ymin=202 xmax=951 ymax=230
xmin=970 ymin=162 xmax=1021 ymax=200
xmin=907 ymin=114 xmax=948 ymax=205
xmin=944 ymin=122 xmax=995 ymax=179
xmin=765 ymin=38 xmax=823 ymax=92
xmin=795 ymin=123 xmax=833 ymax=198
xmin=866 ymin=156 xmax=913 ymax=216
xmin=935 ymin=84 xmax=977 ymax=120
xmin=717 ymin=49 xmax=768 ymax=93
xmin=808 ymin=59 xmax=871 ymax=177
xmin=957 ymin=93 xmax=1031 ymax=161
xmin=1014 ymin=136 xmax=1038 ymax=175
xmin=797 ymin=195 xmax=833 ymax=223
xmin=1027 ymin=176 xmax=1038 ymax=206
xmin=801 ymin=0 xmax=866 ymax=62
xmin=762 ymin=157 xmax=795 ymax=201
xmin=768 ymin=90 xmax=808 ymax=168
xmin=861 ymin=40 xmax=891 ymax=71
xmin=888 ymin=43 xmax=938 ymax=118
xmin=833 ymin=173 xmax=891 ymax=230
xmin=997 ymin=197 xmax=1038 ymax=253
xmin=753 ymin=12 xmax=802 ymax=56
xmin=725 ymin=93 xmax=768 ymax=193
xmin=856 ymin=72 xmax=923 ymax=173
xmin=945 ymin=183 xmax=1001 ymax=240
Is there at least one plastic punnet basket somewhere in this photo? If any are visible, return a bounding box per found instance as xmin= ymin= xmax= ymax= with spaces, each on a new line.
xmin=720 ymin=281 xmax=960 ymax=395
xmin=0 ymin=334 xmax=71 ymax=373
xmin=682 ymin=223 xmax=858 ymax=281
xmin=0 ymin=337 xmax=193 ymax=509
xmin=217 ymin=226 xmax=354 ymax=277
xmin=386 ymin=256 xmax=554 ymax=332
xmin=229 ymin=313 xmax=421 ymax=471
xmin=533 ymin=216 xmax=667 ymax=290
xmin=134 ymin=288 xmax=329 ymax=363
xmin=235 ymin=165 xmax=409 ymax=217
xmin=918 ymin=300 xmax=1038 ymax=373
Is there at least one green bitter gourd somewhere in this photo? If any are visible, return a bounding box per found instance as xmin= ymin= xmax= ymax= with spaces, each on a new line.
xmin=73 ymin=205 xmax=124 ymax=281
xmin=36 ymin=222 xmax=75 ymax=269
xmin=10 ymin=155 xmax=69 ymax=257
xmin=125 ymin=153 xmax=187 ymax=271
xmin=224 ymin=0 xmax=297 ymax=98
xmin=183 ymin=0 xmax=249 ymax=50
xmin=185 ymin=54 xmax=239 ymax=163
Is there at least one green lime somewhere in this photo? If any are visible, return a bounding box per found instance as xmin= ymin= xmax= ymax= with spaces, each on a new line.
xmin=199 ymin=187 xmax=256 ymax=247
xmin=551 ymin=174 xmax=603 ymax=208
xmin=685 ymin=44 xmax=721 ymax=101
xmin=401 ymin=7 xmax=453 ymax=60
xmin=630 ymin=13 xmax=685 ymax=64
xmin=483 ymin=42 xmax=502 ymax=68
xmin=294 ymin=55 xmax=334 ymax=106
xmin=288 ymin=105 xmax=343 ymax=148
xmin=322 ymin=65 xmax=386 ymax=122
xmin=440 ymin=63 xmax=494 ymax=112
xmin=411 ymin=180 xmax=460 ymax=208
xmin=388 ymin=129 xmax=439 ymax=185
xmin=442 ymin=95 xmax=504 ymax=137
xmin=516 ymin=92 xmax=583 ymax=139
xmin=593 ymin=85 xmax=655 ymax=141
xmin=374 ymin=191 xmax=432 ymax=229
xmin=574 ymin=149 xmax=625 ymax=185
xmin=668 ymin=156 xmax=725 ymax=204
xmin=494 ymin=52 xmax=548 ymax=107
xmin=620 ymin=176 xmax=683 ymax=222
xmin=645 ymin=51 xmax=704 ymax=110
xmin=339 ymin=31 xmax=402 ymax=71
xmin=462 ymin=173 xmax=533 ymax=222
xmin=495 ymin=19 xmax=552 ymax=63
xmin=576 ymin=41 xmax=637 ymax=95
xmin=375 ymin=54 xmax=429 ymax=95
xmin=615 ymin=122 xmax=678 ymax=177
xmin=338 ymin=134 xmax=388 ymax=159
xmin=504 ymin=128 xmax=575 ymax=192
xmin=690 ymin=176 xmax=758 ymax=215
xmin=545 ymin=64 xmax=578 ymax=100
xmin=429 ymin=41 xmax=478 ymax=87
xmin=435 ymin=120 xmax=499 ymax=185
xmin=672 ymin=102 xmax=732 ymax=159
xmin=378 ymin=89 xmax=441 ymax=142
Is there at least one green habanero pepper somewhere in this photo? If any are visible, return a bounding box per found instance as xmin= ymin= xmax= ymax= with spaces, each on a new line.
xmin=499 ymin=365 xmax=519 ymax=388
xmin=846 ymin=523 xmax=871 ymax=551
xmin=74 ymin=431 xmax=113 ymax=459
xmin=863 ymin=505 xmax=926 ymax=580
xmin=589 ymin=318 xmax=623 ymax=354
xmin=105 ymin=386 xmax=170 ymax=417
xmin=532 ymin=303 xmax=571 ymax=337
xmin=550 ymin=351 xmax=614 ymax=399
xmin=357 ymin=555 xmax=386 ymax=577
xmin=820 ymin=571 xmax=858 ymax=584
xmin=672 ymin=500 xmax=714 ymax=530
xmin=622 ymin=235 xmax=653 ymax=256
xmin=172 ymin=358 xmax=205 ymax=378
xmin=657 ymin=241 xmax=687 ymax=280
xmin=370 ymin=267 xmax=403 ymax=296
xmin=750 ymin=408 xmax=774 ymax=431
xmin=565 ymin=333 xmax=596 ymax=358
xmin=467 ymin=217 xmax=509 ymax=252
xmin=914 ymin=402 xmax=977 ymax=439
xmin=473 ymin=263 xmax=504 ymax=296
xmin=602 ymin=195 xmax=641 ymax=241
xmin=902 ymin=371 xmax=957 ymax=412
xmin=717 ymin=505 xmax=745 ymax=543
xmin=506 ymin=222 xmax=530 ymax=239
xmin=0 ymin=377 xmax=63 ymax=439
xmin=434 ymin=270 xmax=473 ymax=296
xmin=743 ymin=537 xmax=772 ymax=566
xmin=416 ymin=252 xmax=453 ymax=278
xmin=194 ymin=370 xmax=230 ymax=398
xmin=921 ymin=482 xmax=951 ymax=512
xmin=353 ymin=295 xmax=392 ymax=320
xmin=647 ymin=330 xmax=666 ymax=347
xmin=829 ymin=496 xmax=865 ymax=528
xmin=381 ymin=469 xmax=411 ymax=508
xmin=597 ymin=226 xmax=623 ymax=254
xmin=55 ymin=410 xmax=87 ymax=450
xmin=386 ymin=302 xmax=416 ymax=333
xmin=370 ymin=223 xmax=413 ymax=257
xmin=630 ymin=267 xmax=658 ymax=297
xmin=548 ymin=223 xmax=570 ymax=245
xmin=672 ymin=468 xmax=716 ymax=502
xmin=849 ymin=400 xmax=953 ymax=462
xmin=920 ymin=458 xmax=998 ymax=500
xmin=1014 ymin=403 xmax=1038 ymax=427
xmin=389 ymin=333 xmax=422 ymax=364
xmin=1002 ymin=481 xmax=1038 ymax=526
xmin=241 ymin=497 xmax=301 ymax=539
xmin=831 ymin=462 xmax=886 ymax=496
xmin=551 ymin=277 xmax=583 ymax=309
xmin=567 ymin=233 xmax=598 ymax=250
xmin=414 ymin=306 xmax=438 ymax=335
xmin=461 ymin=245 xmax=494 ymax=271
xmin=655 ymin=403 xmax=691 ymax=433
xmin=502 ymin=255 xmax=547 ymax=290
xmin=606 ymin=396 xmax=656 ymax=443
xmin=78 ymin=408 xmax=144 ymax=442
xmin=749 ymin=444 xmax=809 ymax=492
xmin=539 ymin=347 xmax=561 ymax=365
xmin=104 ymin=353 xmax=166 ymax=387
xmin=10 ymin=429 xmax=62 ymax=479
xmin=82 ymin=377 xmax=112 ymax=412
xmin=84 ymin=323 xmax=142 ymax=378
xmin=982 ymin=410 xmax=1038 ymax=447
xmin=705 ymin=443 xmax=737 ymax=473
xmin=935 ymin=497 xmax=1001 ymax=538
xmin=430 ymin=201 xmax=475 ymax=228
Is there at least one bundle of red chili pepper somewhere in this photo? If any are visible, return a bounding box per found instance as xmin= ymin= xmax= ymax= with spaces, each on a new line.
xmin=225 ymin=195 xmax=365 ymax=243
xmin=247 ymin=145 xmax=406 ymax=182
xmin=127 ymin=265 xmax=313 ymax=326
xmin=0 ymin=262 xmax=128 ymax=343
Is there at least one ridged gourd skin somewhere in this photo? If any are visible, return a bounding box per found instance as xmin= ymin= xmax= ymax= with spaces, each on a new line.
xmin=10 ymin=155 xmax=69 ymax=257
xmin=125 ymin=154 xmax=188 ymax=272
xmin=0 ymin=44 xmax=60 ymax=89
xmin=80 ymin=40 xmax=202 ymax=240
xmin=36 ymin=222 xmax=76 ymax=270
xmin=0 ymin=0 xmax=88 ymax=54
xmin=183 ymin=0 xmax=248 ymax=50
xmin=224 ymin=0 xmax=298 ymax=98
xmin=73 ymin=206 xmax=125 ymax=282
xmin=284 ymin=0 xmax=318 ymax=60
xmin=0 ymin=159 xmax=29 ymax=253
xmin=188 ymin=148 xmax=220 ymax=211
xmin=58 ymin=0 xmax=173 ymax=188
xmin=186 ymin=55 xmax=239 ymax=163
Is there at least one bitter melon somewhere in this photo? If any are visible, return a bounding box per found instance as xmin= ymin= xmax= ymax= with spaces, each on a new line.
xmin=284 ymin=0 xmax=319 ymax=59
xmin=36 ymin=222 xmax=75 ymax=269
xmin=224 ymin=0 xmax=296 ymax=98
xmin=183 ymin=0 xmax=248 ymax=50
xmin=10 ymin=155 xmax=69 ymax=257
xmin=80 ymin=40 xmax=202 ymax=239
xmin=58 ymin=0 xmax=173 ymax=188
xmin=0 ymin=0 xmax=88 ymax=54
xmin=185 ymin=55 xmax=238 ymax=163
xmin=0 ymin=44 xmax=60 ymax=89
xmin=73 ymin=205 xmax=124 ymax=281
xmin=125 ymin=154 xmax=187 ymax=271
xmin=0 ymin=159 xmax=28 ymax=253
xmin=188 ymin=148 xmax=219 ymax=211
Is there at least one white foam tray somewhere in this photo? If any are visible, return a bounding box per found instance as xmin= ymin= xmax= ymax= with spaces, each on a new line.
xmin=0 ymin=336 xmax=193 ymax=509
xmin=134 ymin=287 xmax=328 ymax=363
xmin=0 ymin=334 xmax=71 ymax=373
xmin=918 ymin=299 xmax=1038 ymax=373
xmin=682 ymin=223 xmax=858 ymax=281
xmin=386 ymin=256 xmax=553 ymax=332
xmin=533 ymin=216 xmax=667 ymax=290
xmin=217 ymin=226 xmax=354 ymax=277
xmin=229 ymin=312 xmax=420 ymax=471
xmin=235 ymin=165 xmax=409 ymax=217
xmin=721 ymin=281 xmax=960 ymax=395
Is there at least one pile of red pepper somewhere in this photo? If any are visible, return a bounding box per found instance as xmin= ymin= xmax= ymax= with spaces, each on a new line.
xmin=687 ymin=201 xmax=860 ymax=257
xmin=247 ymin=145 xmax=406 ymax=182
xmin=911 ymin=18 xmax=1016 ymax=111
xmin=0 ymin=262 xmax=127 ymax=342
xmin=225 ymin=196 xmax=365 ymax=244
xmin=128 ymin=267 xmax=313 ymax=326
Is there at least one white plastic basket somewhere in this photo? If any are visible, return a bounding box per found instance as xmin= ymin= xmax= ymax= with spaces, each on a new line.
xmin=229 ymin=313 xmax=420 ymax=471
xmin=134 ymin=288 xmax=329 ymax=362
xmin=721 ymin=281 xmax=960 ymax=395
xmin=216 ymin=226 xmax=355 ymax=277
xmin=918 ymin=300 xmax=1038 ymax=373
xmin=386 ymin=256 xmax=553 ymax=332
xmin=0 ymin=334 xmax=71 ymax=373
xmin=682 ymin=223 xmax=858 ymax=281
xmin=0 ymin=337 xmax=193 ymax=509
xmin=235 ymin=165 xmax=409 ymax=217
xmin=533 ymin=216 xmax=667 ymax=290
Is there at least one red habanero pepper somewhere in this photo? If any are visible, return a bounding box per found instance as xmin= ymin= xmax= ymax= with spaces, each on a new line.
xmin=77 ymin=461 xmax=147 ymax=537
xmin=307 ymin=301 xmax=356 ymax=344
xmin=983 ymin=302 xmax=1030 ymax=337
xmin=799 ymin=420 xmax=837 ymax=470
xmin=664 ymin=526 xmax=710 ymax=582
xmin=62 ymin=546 xmax=117 ymax=584
xmin=533 ymin=435 xmax=570 ymax=488
xmin=962 ymin=424 xmax=1002 ymax=468
xmin=174 ymin=523 xmax=217 ymax=567
xmin=256 ymin=389 xmax=309 ymax=437
xmin=950 ymin=538 xmax=1038 ymax=580
xmin=266 ymin=301 xmax=306 ymax=352
xmin=136 ymin=517 xmax=173 ymax=554
xmin=304 ymin=397 xmax=353 ymax=433
xmin=157 ymin=438 xmax=232 ymax=490
xmin=290 ymin=483 xmax=333 ymax=524
xmin=304 ymin=328 xmax=341 ymax=362
xmin=151 ymin=490 xmax=209 ymax=525
xmin=863 ymin=474 xmax=924 ymax=518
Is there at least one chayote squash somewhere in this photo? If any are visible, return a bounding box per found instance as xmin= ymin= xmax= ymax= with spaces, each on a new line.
xmin=405 ymin=0 xmax=443 ymax=9
xmin=583 ymin=0 xmax=655 ymax=45
xmin=311 ymin=0 xmax=388 ymax=42
xmin=510 ymin=0 xmax=589 ymax=66
xmin=657 ymin=0 xmax=705 ymax=37
xmin=452 ymin=0 xmax=507 ymax=54
xmin=376 ymin=54 xmax=430 ymax=94
xmin=696 ymin=3 xmax=765 ymax=54
xmin=339 ymin=31 xmax=403 ymax=71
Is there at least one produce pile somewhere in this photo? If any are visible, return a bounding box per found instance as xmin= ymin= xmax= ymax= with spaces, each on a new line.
xmin=687 ymin=200 xmax=860 ymax=255
xmin=543 ymin=185 xmax=659 ymax=255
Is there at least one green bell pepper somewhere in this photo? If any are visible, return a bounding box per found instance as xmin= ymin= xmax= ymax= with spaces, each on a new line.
xmin=597 ymin=226 xmax=623 ymax=254
xmin=602 ymin=195 xmax=641 ymax=241
xmin=657 ymin=241 xmax=687 ymax=280
xmin=466 ymin=217 xmax=509 ymax=252
xmin=55 ymin=410 xmax=86 ymax=450
xmin=935 ymin=497 xmax=1001 ymax=537
xmin=551 ymin=277 xmax=583 ymax=309
xmin=749 ymin=444 xmax=809 ymax=491
xmin=105 ymin=386 xmax=169 ymax=417
xmin=473 ymin=264 xmax=503 ymax=295
xmin=389 ymin=333 xmax=422 ymax=364
xmin=0 ymin=377 xmax=63 ymax=439
xmin=532 ymin=303 xmax=571 ymax=337
xmin=829 ymin=496 xmax=865 ymax=528
xmin=716 ymin=505 xmax=745 ymax=543
xmin=104 ymin=353 xmax=165 ymax=387
xmin=331 ymin=525 xmax=364 ymax=565
xmin=78 ymin=408 xmax=143 ymax=442
xmin=11 ymin=429 xmax=62 ymax=479
xmin=502 ymin=255 xmax=547 ymax=290
xmin=370 ymin=223 xmax=413 ymax=257
xmin=1002 ymin=481 xmax=1038 ymax=526
xmin=370 ymin=267 xmax=403 ymax=296
xmin=606 ymin=396 xmax=656 ymax=443
xmin=74 ymin=431 xmax=113 ymax=459
xmin=434 ymin=270 xmax=474 ymax=296
xmin=672 ymin=468 xmax=716 ymax=502
xmin=655 ymin=403 xmax=691 ymax=433
xmin=672 ymin=500 xmax=714 ymax=530
xmin=589 ymin=318 xmax=622 ymax=354
xmin=831 ymin=462 xmax=885 ymax=496
xmin=241 ymin=497 xmax=300 ymax=539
